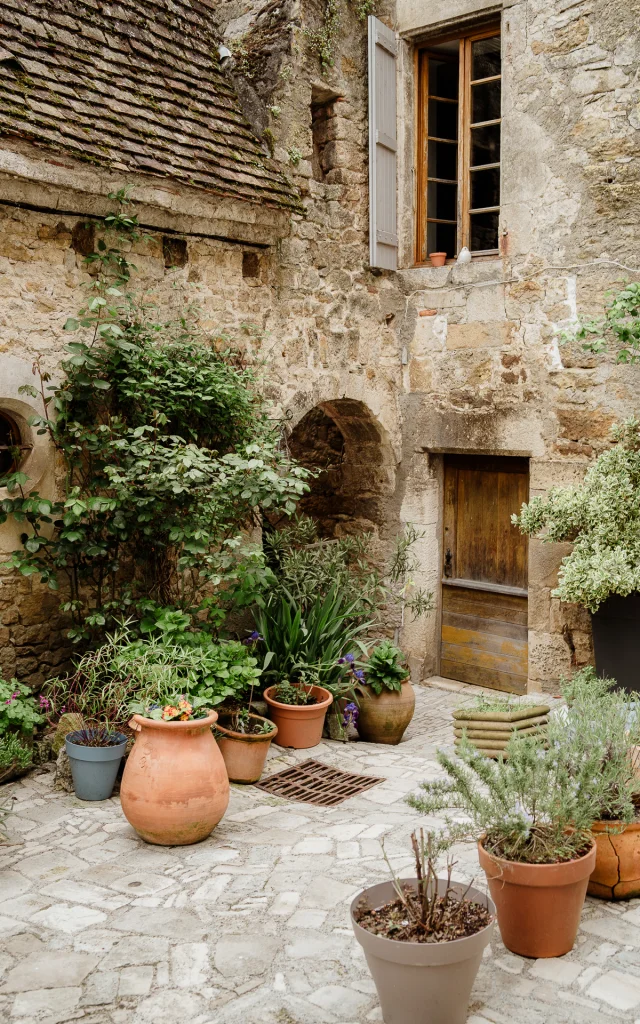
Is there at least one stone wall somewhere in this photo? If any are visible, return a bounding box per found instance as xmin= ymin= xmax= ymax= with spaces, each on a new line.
xmin=1 ymin=0 xmax=639 ymax=692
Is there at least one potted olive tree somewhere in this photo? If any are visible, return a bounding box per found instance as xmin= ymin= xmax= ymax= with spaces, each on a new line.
xmin=408 ymin=731 xmax=603 ymax=958
xmin=355 ymin=640 xmax=415 ymax=745
xmin=351 ymin=828 xmax=495 ymax=1024
xmin=514 ymin=420 xmax=640 ymax=690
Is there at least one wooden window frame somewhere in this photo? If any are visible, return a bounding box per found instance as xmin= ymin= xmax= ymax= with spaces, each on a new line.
xmin=415 ymin=24 xmax=501 ymax=265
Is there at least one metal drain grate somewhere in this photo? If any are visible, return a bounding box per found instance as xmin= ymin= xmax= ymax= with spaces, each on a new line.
xmin=255 ymin=758 xmax=384 ymax=806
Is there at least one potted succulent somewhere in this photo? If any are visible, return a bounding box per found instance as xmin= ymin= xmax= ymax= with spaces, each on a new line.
xmin=263 ymin=674 xmax=333 ymax=749
xmin=351 ymin=828 xmax=495 ymax=1024
xmin=555 ymin=667 xmax=640 ymax=899
xmin=408 ymin=731 xmax=598 ymax=958
xmin=214 ymin=708 xmax=277 ymax=784
xmin=65 ymin=727 xmax=128 ymax=801
xmin=121 ymin=695 xmax=229 ymax=845
xmin=514 ymin=420 xmax=640 ymax=690
xmin=355 ymin=640 xmax=415 ymax=745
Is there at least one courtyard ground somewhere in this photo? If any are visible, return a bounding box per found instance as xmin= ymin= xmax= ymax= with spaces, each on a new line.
xmin=2 ymin=682 xmax=640 ymax=1024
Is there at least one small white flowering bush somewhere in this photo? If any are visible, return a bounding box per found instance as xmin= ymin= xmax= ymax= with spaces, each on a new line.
xmin=513 ymin=419 xmax=640 ymax=611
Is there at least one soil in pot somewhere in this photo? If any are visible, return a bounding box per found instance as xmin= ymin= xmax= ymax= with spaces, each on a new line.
xmin=591 ymin=592 xmax=640 ymax=693
xmin=351 ymin=879 xmax=495 ymax=1024
xmin=478 ymin=838 xmax=596 ymax=958
xmin=65 ymin=729 xmax=128 ymax=801
xmin=264 ymin=684 xmax=332 ymax=749
xmin=215 ymin=713 xmax=277 ymax=784
xmin=357 ymin=680 xmax=415 ymax=745
xmin=589 ymin=819 xmax=640 ymax=899
xmin=120 ymin=710 xmax=229 ymax=845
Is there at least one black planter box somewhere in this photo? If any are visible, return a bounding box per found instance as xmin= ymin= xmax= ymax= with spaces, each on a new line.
xmin=591 ymin=592 xmax=640 ymax=692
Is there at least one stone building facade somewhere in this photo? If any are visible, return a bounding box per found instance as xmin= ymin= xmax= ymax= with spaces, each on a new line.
xmin=0 ymin=0 xmax=638 ymax=692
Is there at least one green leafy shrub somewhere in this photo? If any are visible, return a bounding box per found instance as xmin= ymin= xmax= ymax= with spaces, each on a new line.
xmin=0 ymin=733 xmax=33 ymax=773
xmin=265 ymin=517 xmax=433 ymax=624
xmin=44 ymin=624 xmax=261 ymax=725
xmin=408 ymin=733 xmax=602 ymax=865
xmin=513 ymin=420 xmax=640 ymax=611
xmin=362 ymin=640 xmax=408 ymax=694
xmin=0 ymin=678 xmax=44 ymax=736
xmin=0 ymin=190 xmax=309 ymax=642
xmin=549 ymin=669 xmax=640 ymax=824
xmin=254 ymin=588 xmax=372 ymax=690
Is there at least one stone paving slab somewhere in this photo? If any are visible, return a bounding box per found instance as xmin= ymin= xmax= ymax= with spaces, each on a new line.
xmin=0 ymin=682 xmax=638 ymax=1023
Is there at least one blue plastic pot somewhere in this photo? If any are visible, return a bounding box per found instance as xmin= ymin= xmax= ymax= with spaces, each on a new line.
xmin=65 ymin=730 xmax=128 ymax=801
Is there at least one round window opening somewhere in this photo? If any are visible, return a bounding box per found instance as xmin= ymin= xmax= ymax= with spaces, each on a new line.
xmin=0 ymin=411 xmax=24 ymax=479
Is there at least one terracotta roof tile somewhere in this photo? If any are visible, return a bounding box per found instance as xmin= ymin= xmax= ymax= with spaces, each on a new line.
xmin=0 ymin=0 xmax=301 ymax=212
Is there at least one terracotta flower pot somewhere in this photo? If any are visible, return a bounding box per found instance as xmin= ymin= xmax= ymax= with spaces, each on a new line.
xmin=429 ymin=252 xmax=447 ymax=267
xmin=214 ymin=713 xmax=277 ymax=784
xmin=589 ymin=820 xmax=640 ymax=900
xmin=351 ymin=878 xmax=495 ymax=1024
xmin=478 ymin=838 xmax=596 ymax=958
xmin=357 ymin=680 xmax=415 ymax=745
xmin=120 ymin=711 xmax=229 ymax=846
xmin=263 ymin=685 xmax=332 ymax=749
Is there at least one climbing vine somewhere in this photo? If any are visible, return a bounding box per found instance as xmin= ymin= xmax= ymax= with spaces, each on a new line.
xmin=0 ymin=190 xmax=310 ymax=643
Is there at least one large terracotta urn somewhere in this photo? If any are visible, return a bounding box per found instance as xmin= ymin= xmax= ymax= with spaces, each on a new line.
xmin=589 ymin=821 xmax=640 ymax=900
xmin=356 ymin=679 xmax=416 ymax=745
xmin=120 ymin=711 xmax=229 ymax=846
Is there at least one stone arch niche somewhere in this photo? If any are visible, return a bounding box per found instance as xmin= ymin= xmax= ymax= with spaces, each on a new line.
xmin=286 ymin=398 xmax=397 ymax=541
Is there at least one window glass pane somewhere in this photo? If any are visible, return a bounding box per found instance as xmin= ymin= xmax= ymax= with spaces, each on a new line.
xmin=471 ymin=123 xmax=500 ymax=166
xmin=429 ymin=98 xmax=458 ymax=140
xmin=470 ymin=210 xmax=499 ymax=251
xmin=428 ymin=181 xmax=457 ymax=221
xmin=0 ymin=413 xmax=19 ymax=476
xmin=428 ymin=58 xmax=458 ymax=100
xmin=427 ymin=221 xmax=457 ymax=259
xmin=471 ymin=167 xmax=500 ymax=210
xmin=472 ymin=80 xmax=501 ymax=123
xmin=428 ymin=139 xmax=457 ymax=180
xmin=472 ymin=36 xmax=501 ymax=80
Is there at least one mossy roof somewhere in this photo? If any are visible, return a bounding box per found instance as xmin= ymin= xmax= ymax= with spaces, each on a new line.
xmin=0 ymin=0 xmax=301 ymax=212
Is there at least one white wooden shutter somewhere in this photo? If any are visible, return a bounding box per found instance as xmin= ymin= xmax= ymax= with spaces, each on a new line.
xmin=368 ymin=16 xmax=398 ymax=270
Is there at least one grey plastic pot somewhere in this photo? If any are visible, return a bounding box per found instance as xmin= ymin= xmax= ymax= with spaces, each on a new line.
xmin=351 ymin=879 xmax=495 ymax=1024
xmin=65 ymin=731 xmax=128 ymax=801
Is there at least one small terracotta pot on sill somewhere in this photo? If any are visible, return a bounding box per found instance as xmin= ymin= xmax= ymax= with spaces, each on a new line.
xmin=429 ymin=252 xmax=447 ymax=267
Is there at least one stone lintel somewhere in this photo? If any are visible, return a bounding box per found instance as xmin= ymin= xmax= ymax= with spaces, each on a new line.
xmin=0 ymin=144 xmax=289 ymax=247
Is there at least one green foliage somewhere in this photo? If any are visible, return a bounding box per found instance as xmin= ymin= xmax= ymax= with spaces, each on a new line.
xmin=408 ymin=733 xmax=599 ymax=864
xmin=561 ymin=665 xmax=616 ymax=705
xmin=0 ymin=678 xmax=44 ymax=736
xmin=254 ymin=587 xmax=372 ymax=689
xmin=458 ymin=693 xmax=546 ymax=715
xmin=550 ymin=669 xmax=640 ymax=823
xmin=308 ymin=0 xmax=376 ymax=70
xmin=560 ymin=282 xmax=640 ymax=363
xmin=362 ymin=640 xmax=408 ymax=694
xmin=273 ymin=680 xmax=317 ymax=705
xmin=265 ymin=516 xmax=433 ymax=623
xmin=0 ymin=733 xmax=33 ymax=772
xmin=513 ymin=419 xmax=640 ymax=611
xmin=0 ymin=190 xmax=309 ymax=642
xmin=44 ymin=623 xmax=261 ymax=726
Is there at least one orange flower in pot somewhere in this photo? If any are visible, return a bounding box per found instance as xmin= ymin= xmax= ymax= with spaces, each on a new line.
xmin=121 ymin=695 xmax=229 ymax=846
xmin=407 ymin=733 xmax=597 ymax=958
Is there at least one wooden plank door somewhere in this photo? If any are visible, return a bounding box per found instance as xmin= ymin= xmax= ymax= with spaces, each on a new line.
xmin=441 ymin=455 xmax=529 ymax=693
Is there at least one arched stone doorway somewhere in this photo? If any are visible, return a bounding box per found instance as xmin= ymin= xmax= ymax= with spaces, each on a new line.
xmin=285 ymin=398 xmax=397 ymax=541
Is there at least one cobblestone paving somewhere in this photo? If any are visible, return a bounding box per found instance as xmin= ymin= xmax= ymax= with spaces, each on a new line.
xmin=2 ymin=682 xmax=640 ymax=1023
